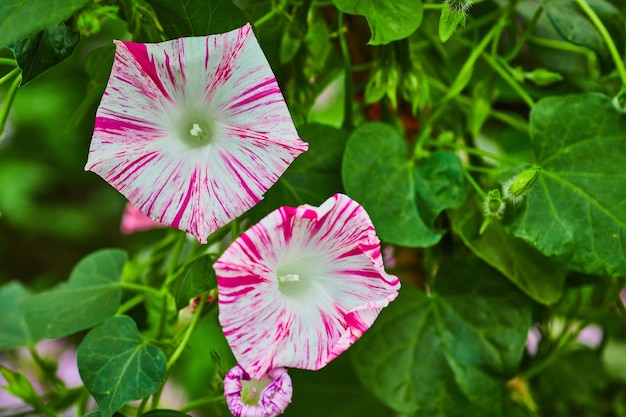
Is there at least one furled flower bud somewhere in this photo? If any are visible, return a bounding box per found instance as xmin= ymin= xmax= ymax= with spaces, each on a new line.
xmin=502 ymin=167 xmax=542 ymax=204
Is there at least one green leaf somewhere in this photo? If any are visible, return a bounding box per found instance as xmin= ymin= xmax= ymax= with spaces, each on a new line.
xmin=0 ymin=0 xmax=89 ymax=48
xmin=332 ymin=0 xmax=423 ymax=45
xmin=352 ymin=258 xmax=532 ymax=416
xmin=542 ymin=0 xmax=625 ymax=60
xmin=10 ymin=23 xmax=80 ymax=85
xmin=0 ymin=282 xmax=33 ymax=350
xmin=284 ymin=353 xmax=394 ymax=417
xmin=508 ymin=93 xmax=626 ymax=276
xmin=146 ymin=0 xmax=248 ymax=38
xmin=248 ymin=124 xmax=348 ymax=221
xmin=141 ymin=411 xmax=192 ymax=417
xmin=342 ymin=122 xmax=466 ymax=247
xmin=168 ymin=254 xmax=216 ymax=311
xmin=439 ymin=6 xmax=467 ymax=43
xmin=533 ymin=350 xmax=607 ymax=415
xmin=18 ymin=249 xmax=126 ymax=340
xmin=449 ymin=194 xmax=566 ymax=304
xmin=77 ymin=316 xmax=167 ymax=417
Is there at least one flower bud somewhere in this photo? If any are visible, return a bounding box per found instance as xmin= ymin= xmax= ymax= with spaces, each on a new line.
xmin=502 ymin=167 xmax=542 ymax=204
xmin=224 ymin=365 xmax=292 ymax=417
xmin=483 ymin=189 xmax=505 ymax=219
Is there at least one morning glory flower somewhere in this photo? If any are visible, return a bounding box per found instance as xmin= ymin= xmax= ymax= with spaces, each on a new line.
xmin=215 ymin=193 xmax=401 ymax=379
xmin=85 ymin=24 xmax=308 ymax=243
xmin=224 ymin=365 xmax=292 ymax=417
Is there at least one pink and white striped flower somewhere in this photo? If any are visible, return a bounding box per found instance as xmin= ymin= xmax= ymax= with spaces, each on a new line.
xmin=224 ymin=365 xmax=292 ymax=417
xmin=215 ymin=193 xmax=401 ymax=379
xmin=85 ymin=24 xmax=308 ymax=243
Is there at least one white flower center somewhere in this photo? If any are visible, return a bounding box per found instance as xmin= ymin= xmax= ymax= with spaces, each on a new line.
xmin=241 ymin=376 xmax=269 ymax=406
xmin=173 ymin=105 xmax=217 ymax=148
xmin=275 ymin=253 xmax=329 ymax=300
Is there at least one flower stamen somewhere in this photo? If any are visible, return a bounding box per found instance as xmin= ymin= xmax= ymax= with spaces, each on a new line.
xmin=277 ymin=273 xmax=300 ymax=283
xmin=189 ymin=123 xmax=203 ymax=137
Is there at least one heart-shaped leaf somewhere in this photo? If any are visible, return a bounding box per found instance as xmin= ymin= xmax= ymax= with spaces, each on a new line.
xmin=18 ymin=249 xmax=126 ymax=340
xmin=168 ymin=254 xmax=216 ymax=311
xmin=0 ymin=0 xmax=88 ymax=48
xmin=333 ymin=0 xmax=423 ymax=45
xmin=508 ymin=93 xmax=626 ymax=276
xmin=342 ymin=122 xmax=466 ymax=247
xmin=77 ymin=316 xmax=167 ymax=417
xmin=352 ymin=258 xmax=531 ymax=416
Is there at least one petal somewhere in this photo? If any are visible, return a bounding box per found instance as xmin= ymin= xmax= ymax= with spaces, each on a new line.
xmin=216 ymin=193 xmax=400 ymax=379
xmin=86 ymin=24 xmax=307 ymax=243
xmin=120 ymin=203 xmax=168 ymax=234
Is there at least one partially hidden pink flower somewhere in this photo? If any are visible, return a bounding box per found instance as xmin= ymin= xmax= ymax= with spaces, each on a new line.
xmin=120 ymin=203 xmax=168 ymax=234
xmin=215 ymin=193 xmax=401 ymax=379
xmin=86 ymin=24 xmax=308 ymax=243
xmin=224 ymin=365 xmax=292 ymax=417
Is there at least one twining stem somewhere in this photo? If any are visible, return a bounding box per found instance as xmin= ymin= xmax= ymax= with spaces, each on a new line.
xmin=527 ymin=35 xmax=599 ymax=77
xmin=166 ymin=293 xmax=209 ymax=370
xmin=413 ymin=18 xmax=506 ymax=156
xmin=338 ymin=12 xmax=354 ymax=130
xmin=179 ymin=395 xmax=226 ymax=412
xmin=426 ymin=75 xmax=529 ymax=134
xmin=505 ymin=4 xmax=544 ymax=62
xmin=463 ymin=169 xmax=487 ymax=199
xmin=254 ymin=0 xmax=289 ymax=27
xmin=453 ymin=142 xmax=526 ymax=165
xmin=482 ymin=54 xmax=536 ymax=108
xmin=574 ymin=0 xmax=626 ymax=85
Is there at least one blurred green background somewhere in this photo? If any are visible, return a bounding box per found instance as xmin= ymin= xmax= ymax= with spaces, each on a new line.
xmin=0 ymin=19 xmax=167 ymax=288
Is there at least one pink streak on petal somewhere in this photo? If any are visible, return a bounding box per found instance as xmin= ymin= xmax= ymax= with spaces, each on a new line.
xmin=121 ymin=41 xmax=171 ymax=101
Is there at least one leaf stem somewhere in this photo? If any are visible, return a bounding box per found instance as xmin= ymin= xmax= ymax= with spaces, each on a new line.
xmin=118 ymin=281 xmax=163 ymax=299
xmin=166 ymin=293 xmax=208 ymax=370
xmin=338 ymin=12 xmax=354 ymax=130
xmin=179 ymin=395 xmax=225 ymax=412
xmin=117 ymin=294 xmax=144 ymax=314
xmin=165 ymin=231 xmax=187 ymax=285
xmin=0 ymin=58 xmax=17 ymax=67
xmin=0 ymin=70 xmax=21 ymax=136
xmin=423 ymin=3 xmax=444 ymax=9
xmin=574 ymin=0 xmax=626 ymax=85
